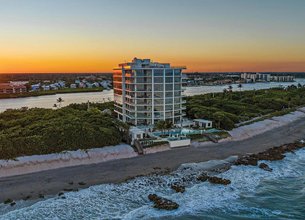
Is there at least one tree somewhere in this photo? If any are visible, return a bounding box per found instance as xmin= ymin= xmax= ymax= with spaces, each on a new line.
xmin=165 ymin=120 xmax=173 ymax=134
xmin=56 ymin=97 xmax=64 ymax=108
xmin=223 ymin=88 xmax=227 ymax=97
xmin=228 ymin=85 xmax=233 ymax=92
xmin=238 ymin=84 xmax=242 ymax=92
xmin=154 ymin=120 xmax=168 ymax=136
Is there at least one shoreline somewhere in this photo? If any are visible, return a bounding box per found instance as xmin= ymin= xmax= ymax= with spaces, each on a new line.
xmin=0 ymin=88 xmax=105 ymax=100
xmin=1 ymin=107 xmax=305 ymax=179
xmin=1 ymin=108 xmax=305 ymax=202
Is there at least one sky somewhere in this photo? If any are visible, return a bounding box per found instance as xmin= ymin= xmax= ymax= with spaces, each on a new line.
xmin=0 ymin=0 xmax=305 ymax=73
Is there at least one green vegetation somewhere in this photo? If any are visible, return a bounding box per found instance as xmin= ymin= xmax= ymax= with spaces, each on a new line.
xmin=0 ymin=102 xmax=128 ymax=160
xmin=186 ymin=85 xmax=305 ymax=130
xmin=154 ymin=120 xmax=173 ymax=136
xmin=0 ymin=87 xmax=104 ymax=99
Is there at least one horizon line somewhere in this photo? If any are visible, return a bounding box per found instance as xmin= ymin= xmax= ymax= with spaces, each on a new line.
xmin=1 ymin=71 xmax=305 ymax=75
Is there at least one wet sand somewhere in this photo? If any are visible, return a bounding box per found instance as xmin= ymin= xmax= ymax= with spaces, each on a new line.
xmin=1 ymin=115 xmax=305 ymax=202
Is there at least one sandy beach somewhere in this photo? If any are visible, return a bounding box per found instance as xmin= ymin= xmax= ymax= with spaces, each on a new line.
xmin=1 ymin=109 xmax=305 ymax=202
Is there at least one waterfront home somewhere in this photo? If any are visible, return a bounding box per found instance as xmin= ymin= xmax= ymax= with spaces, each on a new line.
xmin=0 ymin=83 xmax=27 ymax=94
xmin=31 ymin=83 xmax=41 ymax=91
xmin=114 ymin=58 xmax=186 ymax=126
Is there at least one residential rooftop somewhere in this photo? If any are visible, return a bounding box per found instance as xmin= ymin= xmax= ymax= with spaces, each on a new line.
xmin=115 ymin=57 xmax=186 ymax=70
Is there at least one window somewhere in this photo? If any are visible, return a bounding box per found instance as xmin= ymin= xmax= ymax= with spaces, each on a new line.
xmin=154 ymin=99 xmax=164 ymax=105
xmin=154 ymin=69 xmax=163 ymax=77
xmin=154 ymin=106 xmax=163 ymax=111
xmin=154 ymin=77 xmax=163 ymax=83
xmin=165 ymin=69 xmax=173 ymax=76
xmin=165 ymin=84 xmax=173 ymax=90
xmin=174 ymin=69 xmax=181 ymax=76
xmin=154 ymin=84 xmax=163 ymax=91
xmin=165 ymin=77 xmax=173 ymax=83
xmin=165 ymin=105 xmax=173 ymax=111
xmin=166 ymin=92 xmax=173 ymax=97
xmin=154 ymin=92 xmax=164 ymax=98
xmin=174 ymin=77 xmax=181 ymax=82
xmin=174 ymin=84 xmax=181 ymax=90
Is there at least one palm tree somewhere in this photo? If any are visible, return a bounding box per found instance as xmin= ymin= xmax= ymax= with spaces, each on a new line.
xmin=227 ymin=85 xmax=233 ymax=99
xmin=237 ymin=84 xmax=243 ymax=98
xmin=223 ymin=88 xmax=227 ymax=97
xmin=56 ymin=97 xmax=64 ymax=108
xmin=155 ymin=120 xmax=166 ymax=136
xmin=165 ymin=120 xmax=173 ymax=135
xmin=155 ymin=120 xmax=173 ymax=136
xmin=228 ymin=85 xmax=233 ymax=92
xmin=238 ymin=84 xmax=242 ymax=92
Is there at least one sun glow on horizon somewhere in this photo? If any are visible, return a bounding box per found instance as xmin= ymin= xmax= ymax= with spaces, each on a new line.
xmin=0 ymin=0 xmax=305 ymax=73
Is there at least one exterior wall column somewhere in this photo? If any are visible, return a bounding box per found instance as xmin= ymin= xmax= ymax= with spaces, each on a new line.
xmin=122 ymin=68 xmax=126 ymax=122
xmin=180 ymin=69 xmax=183 ymax=123
xmin=151 ymin=69 xmax=154 ymax=125
xmin=172 ymin=69 xmax=175 ymax=124
xmin=163 ymin=68 xmax=166 ymax=121
xmin=134 ymin=69 xmax=137 ymax=126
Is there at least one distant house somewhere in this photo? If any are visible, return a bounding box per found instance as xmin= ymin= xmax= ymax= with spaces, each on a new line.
xmin=0 ymin=83 xmax=27 ymax=94
xmin=58 ymin=81 xmax=66 ymax=88
xmin=70 ymin=84 xmax=77 ymax=89
xmin=42 ymin=85 xmax=50 ymax=91
xmin=49 ymin=84 xmax=59 ymax=90
xmin=100 ymin=80 xmax=111 ymax=89
xmin=86 ymin=83 xmax=93 ymax=88
xmin=79 ymin=82 xmax=86 ymax=88
xmin=31 ymin=83 xmax=41 ymax=91
xmin=93 ymin=82 xmax=100 ymax=87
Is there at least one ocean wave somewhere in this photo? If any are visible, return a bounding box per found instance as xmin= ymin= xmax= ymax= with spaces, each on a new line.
xmin=1 ymin=149 xmax=305 ymax=220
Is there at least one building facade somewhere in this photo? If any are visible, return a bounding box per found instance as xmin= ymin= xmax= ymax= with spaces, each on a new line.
xmin=241 ymin=72 xmax=295 ymax=83
xmin=0 ymin=83 xmax=27 ymax=94
xmin=114 ymin=58 xmax=186 ymax=126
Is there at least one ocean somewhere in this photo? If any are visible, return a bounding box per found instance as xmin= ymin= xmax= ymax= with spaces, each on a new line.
xmin=0 ymin=148 xmax=304 ymax=219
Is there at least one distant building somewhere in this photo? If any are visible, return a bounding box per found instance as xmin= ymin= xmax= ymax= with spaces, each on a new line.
xmin=241 ymin=73 xmax=294 ymax=83
xmin=70 ymin=84 xmax=77 ymax=89
xmin=271 ymin=75 xmax=295 ymax=82
xmin=193 ymin=119 xmax=213 ymax=129
xmin=114 ymin=57 xmax=186 ymax=126
xmin=256 ymin=73 xmax=271 ymax=82
xmin=79 ymin=82 xmax=86 ymax=88
xmin=42 ymin=85 xmax=50 ymax=91
xmin=31 ymin=83 xmax=41 ymax=91
xmin=86 ymin=83 xmax=93 ymax=88
xmin=93 ymin=82 xmax=100 ymax=87
xmin=0 ymin=83 xmax=27 ymax=94
xmin=57 ymin=81 xmax=66 ymax=88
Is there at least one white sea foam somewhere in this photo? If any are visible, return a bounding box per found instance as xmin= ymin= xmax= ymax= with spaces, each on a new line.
xmin=1 ymin=149 xmax=305 ymax=220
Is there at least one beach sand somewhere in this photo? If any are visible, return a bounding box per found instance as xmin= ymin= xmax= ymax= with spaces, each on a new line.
xmin=1 ymin=109 xmax=305 ymax=202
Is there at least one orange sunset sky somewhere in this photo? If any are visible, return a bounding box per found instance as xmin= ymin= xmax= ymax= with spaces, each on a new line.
xmin=0 ymin=0 xmax=305 ymax=73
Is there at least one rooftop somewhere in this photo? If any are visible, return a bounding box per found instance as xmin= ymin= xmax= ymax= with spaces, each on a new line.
xmin=115 ymin=58 xmax=186 ymax=70
xmin=193 ymin=119 xmax=212 ymax=123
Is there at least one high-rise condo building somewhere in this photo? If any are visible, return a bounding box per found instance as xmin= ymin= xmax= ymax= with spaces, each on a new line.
xmin=113 ymin=58 xmax=186 ymax=126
